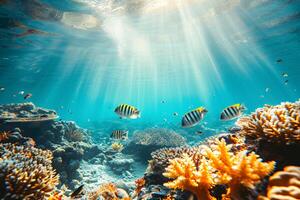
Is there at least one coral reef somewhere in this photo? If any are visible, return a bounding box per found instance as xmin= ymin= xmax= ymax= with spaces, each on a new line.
xmin=236 ymin=101 xmax=300 ymax=144
xmin=0 ymin=103 xmax=101 ymax=189
xmin=159 ymin=138 xmax=275 ymax=200
xmin=236 ymin=100 xmax=300 ymax=169
xmin=163 ymin=154 xmax=216 ymax=200
xmin=124 ymin=128 xmax=186 ymax=161
xmin=0 ymin=143 xmax=59 ymax=200
xmin=259 ymin=166 xmax=300 ymax=200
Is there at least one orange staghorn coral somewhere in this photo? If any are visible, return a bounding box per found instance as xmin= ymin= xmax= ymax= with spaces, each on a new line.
xmin=236 ymin=101 xmax=300 ymax=144
xmin=163 ymin=154 xmax=216 ymax=200
xmin=0 ymin=143 xmax=59 ymax=200
xmin=206 ymin=139 xmax=275 ymax=199
xmin=258 ymin=166 xmax=300 ymax=200
xmin=132 ymin=177 xmax=145 ymax=198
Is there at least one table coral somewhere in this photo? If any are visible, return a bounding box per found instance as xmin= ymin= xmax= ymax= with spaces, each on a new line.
xmin=206 ymin=139 xmax=275 ymax=199
xmin=163 ymin=154 xmax=216 ymax=200
xmin=258 ymin=166 xmax=300 ymax=200
xmin=236 ymin=101 xmax=300 ymax=144
xmin=0 ymin=143 xmax=59 ymax=200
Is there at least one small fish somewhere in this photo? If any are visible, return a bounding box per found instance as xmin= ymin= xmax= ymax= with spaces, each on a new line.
xmin=284 ymin=80 xmax=288 ymax=85
xmin=265 ymin=88 xmax=269 ymax=93
xmin=282 ymin=73 xmax=288 ymax=77
xmin=173 ymin=112 xmax=178 ymax=116
xmin=276 ymin=59 xmax=282 ymax=63
xmin=24 ymin=93 xmax=32 ymax=99
xmin=111 ymin=130 xmax=128 ymax=140
xmin=181 ymin=107 xmax=208 ymax=128
xmin=195 ymin=131 xmax=203 ymax=135
xmin=161 ymin=100 xmax=166 ymax=104
xmin=220 ymin=104 xmax=246 ymax=121
xmin=114 ymin=104 xmax=140 ymax=119
xmin=0 ymin=87 xmax=5 ymax=91
xmin=70 ymin=184 xmax=85 ymax=199
xmin=18 ymin=91 xmax=24 ymax=95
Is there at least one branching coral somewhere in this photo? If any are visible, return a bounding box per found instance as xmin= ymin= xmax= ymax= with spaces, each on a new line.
xmin=162 ymin=139 xmax=275 ymax=200
xmin=205 ymin=139 xmax=275 ymax=199
xmin=0 ymin=143 xmax=59 ymax=200
xmin=236 ymin=101 xmax=300 ymax=144
xmin=163 ymin=154 xmax=216 ymax=200
xmin=132 ymin=177 xmax=146 ymax=198
xmin=259 ymin=166 xmax=300 ymax=200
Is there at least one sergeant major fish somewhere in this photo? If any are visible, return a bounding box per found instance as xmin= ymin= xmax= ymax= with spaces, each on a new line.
xmin=220 ymin=104 xmax=246 ymax=121
xmin=181 ymin=107 xmax=208 ymax=128
xmin=111 ymin=130 xmax=128 ymax=140
xmin=114 ymin=104 xmax=140 ymax=119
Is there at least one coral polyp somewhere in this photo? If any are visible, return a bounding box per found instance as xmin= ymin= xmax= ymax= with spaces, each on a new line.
xmin=0 ymin=143 xmax=59 ymax=200
xmin=236 ymin=101 xmax=300 ymax=144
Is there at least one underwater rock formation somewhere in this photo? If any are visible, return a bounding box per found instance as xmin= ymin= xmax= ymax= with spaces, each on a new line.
xmin=0 ymin=103 xmax=101 ymax=189
xmin=259 ymin=165 xmax=300 ymax=200
xmin=0 ymin=102 xmax=58 ymax=123
xmin=124 ymin=128 xmax=186 ymax=161
xmin=0 ymin=142 xmax=59 ymax=200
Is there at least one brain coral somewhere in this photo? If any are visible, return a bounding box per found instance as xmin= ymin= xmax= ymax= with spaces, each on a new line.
xmin=0 ymin=143 xmax=59 ymax=200
xmin=236 ymin=101 xmax=300 ymax=144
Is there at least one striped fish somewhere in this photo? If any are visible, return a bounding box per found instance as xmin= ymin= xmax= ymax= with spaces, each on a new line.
xmin=111 ymin=130 xmax=128 ymax=140
xmin=114 ymin=104 xmax=140 ymax=119
xmin=220 ymin=104 xmax=245 ymax=121
xmin=181 ymin=107 xmax=208 ymax=128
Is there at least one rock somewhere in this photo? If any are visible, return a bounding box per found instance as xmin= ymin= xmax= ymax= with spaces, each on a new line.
xmin=108 ymin=157 xmax=134 ymax=174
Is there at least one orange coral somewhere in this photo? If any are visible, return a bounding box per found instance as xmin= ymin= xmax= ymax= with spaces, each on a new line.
xmin=206 ymin=139 xmax=275 ymax=199
xmin=0 ymin=143 xmax=59 ymax=199
xmin=236 ymin=101 xmax=300 ymax=144
xmin=132 ymin=177 xmax=145 ymax=198
xmin=259 ymin=166 xmax=300 ymax=200
xmin=0 ymin=131 xmax=11 ymax=142
xmin=163 ymin=154 xmax=216 ymax=200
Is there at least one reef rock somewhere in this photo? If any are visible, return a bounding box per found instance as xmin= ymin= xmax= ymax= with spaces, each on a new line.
xmin=124 ymin=128 xmax=186 ymax=161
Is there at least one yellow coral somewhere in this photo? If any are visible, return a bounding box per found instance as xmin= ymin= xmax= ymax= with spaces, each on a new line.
xmin=111 ymin=142 xmax=124 ymax=152
xmin=236 ymin=101 xmax=300 ymax=144
xmin=206 ymin=139 xmax=275 ymax=199
xmin=163 ymin=154 xmax=216 ymax=200
xmin=259 ymin=166 xmax=300 ymax=200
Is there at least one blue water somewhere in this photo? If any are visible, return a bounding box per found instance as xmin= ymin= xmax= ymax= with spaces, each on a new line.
xmin=0 ymin=0 xmax=299 ymax=136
